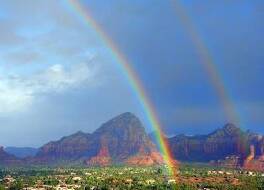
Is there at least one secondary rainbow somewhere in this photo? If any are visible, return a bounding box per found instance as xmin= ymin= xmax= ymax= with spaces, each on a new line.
xmin=64 ymin=0 xmax=177 ymax=176
xmin=171 ymin=0 xmax=240 ymax=126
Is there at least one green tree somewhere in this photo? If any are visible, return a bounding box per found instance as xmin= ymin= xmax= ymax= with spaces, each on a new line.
xmin=9 ymin=181 xmax=23 ymax=190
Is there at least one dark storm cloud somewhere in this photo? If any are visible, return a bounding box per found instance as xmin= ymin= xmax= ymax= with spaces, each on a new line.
xmin=84 ymin=0 xmax=264 ymax=133
xmin=0 ymin=0 xmax=263 ymax=146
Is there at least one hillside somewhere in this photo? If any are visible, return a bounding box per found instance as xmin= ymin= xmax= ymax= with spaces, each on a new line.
xmin=168 ymin=124 xmax=249 ymax=162
xmin=33 ymin=112 xmax=164 ymax=166
xmin=168 ymin=123 xmax=264 ymax=171
xmin=1 ymin=115 xmax=264 ymax=171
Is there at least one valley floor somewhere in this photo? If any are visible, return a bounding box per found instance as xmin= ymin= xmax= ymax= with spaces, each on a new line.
xmin=0 ymin=165 xmax=264 ymax=190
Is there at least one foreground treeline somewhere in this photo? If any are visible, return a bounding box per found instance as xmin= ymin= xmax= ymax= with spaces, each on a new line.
xmin=0 ymin=166 xmax=263 ymax=190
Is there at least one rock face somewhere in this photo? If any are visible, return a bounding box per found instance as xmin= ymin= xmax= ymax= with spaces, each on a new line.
xmin=124 ymin=151 xmax=164 ymax=166
xmin=85 ymin=112 xmax=164 ymax=166
xmin=244 ymin=159 xmax=264 ymax=171
xmin=169 ymin=124 xmax=249 ymax=163
xmin=34 ymin=131 xmax=94 ymax=164
xmin=243 ymin=142 xmax=264 ymax=171
xmin=216 ymin=143 xmax=264 ymax=171
xmin=86 ymin=144 xmax=112 ymax=166
xmin=168 ymin=123 xmax=264 ymax=171
xmin=87 ymin=113 xmax=160 ymax=162
xmin=34 ymin=112 xmax=164 ymax=166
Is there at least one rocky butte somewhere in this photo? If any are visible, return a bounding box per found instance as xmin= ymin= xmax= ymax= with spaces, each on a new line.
xmin=166 ymin=123 xmax=264 ymax=171
xmin=1 ymin=113 xmax=264 ymax=172
xmin=30 ymin=112 xmax=165 ymax=166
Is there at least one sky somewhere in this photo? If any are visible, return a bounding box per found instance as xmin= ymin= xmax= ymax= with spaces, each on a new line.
xmin=0 ymin=0 xmax=263 ymax=147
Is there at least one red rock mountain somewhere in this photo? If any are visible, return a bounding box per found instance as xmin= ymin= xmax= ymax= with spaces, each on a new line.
xmin=34 ymin=112 xmax=164 ymax=166
xmin=34 ymin=131 xmax=94 ymax=164
xmin=3 ymin=115 xmax=264 ymax=171
xmin=167 ymin=124 xmax=251 ymax=163
xmin=243 ymin=139 xmax=264 ymax=171
xmin=167 ymin=124 xmax=264 ymax=171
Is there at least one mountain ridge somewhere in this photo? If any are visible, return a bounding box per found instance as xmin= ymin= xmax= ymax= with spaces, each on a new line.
xmin=0 ymin=113 xmax=263 ymax=171
xmin=168 ymin=123 xmax=264 ymax=171
xmin=33 ymin=112 xmax=165 ymax=166
xmin=168 ymin=123 xmax=249 ymax=162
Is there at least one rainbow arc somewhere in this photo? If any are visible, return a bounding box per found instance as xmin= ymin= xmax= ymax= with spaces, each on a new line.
xmin=64 ymin=0 xmax=240 ymax=178
xmin=170 ymin=0 xmax=240 ymax=127
xmin=64 ymin=0 xmax=177 ymax=176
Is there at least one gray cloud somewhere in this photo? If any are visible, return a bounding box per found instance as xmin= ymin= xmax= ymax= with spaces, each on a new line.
xmin=0 ymin=0 xmax=262 ymax=146
xmin=0 ymin=62 xmax=99 ymax=114
xmin=0 ymin=20 xmax=24 ymax=46
xmin=4 ymin=51 xmax=41 ymax=65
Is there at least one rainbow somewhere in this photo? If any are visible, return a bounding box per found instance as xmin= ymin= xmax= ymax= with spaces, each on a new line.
xmin=64 ymin=0 xmax=177 ymax=176
xmin=171 ymin=0 xmax=240 ymax=126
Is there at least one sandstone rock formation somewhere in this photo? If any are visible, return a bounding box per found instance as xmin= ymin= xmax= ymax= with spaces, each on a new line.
xmin=33 ymin=112 xmax=166 ymax=167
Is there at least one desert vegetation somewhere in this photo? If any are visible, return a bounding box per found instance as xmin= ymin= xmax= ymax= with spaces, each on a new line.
xmin=0 ymin=165 xmax=264 ymax=190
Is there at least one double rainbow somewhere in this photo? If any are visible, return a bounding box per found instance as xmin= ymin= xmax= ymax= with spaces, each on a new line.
xmin=63 ymin=0 xmax=239 ymax=178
